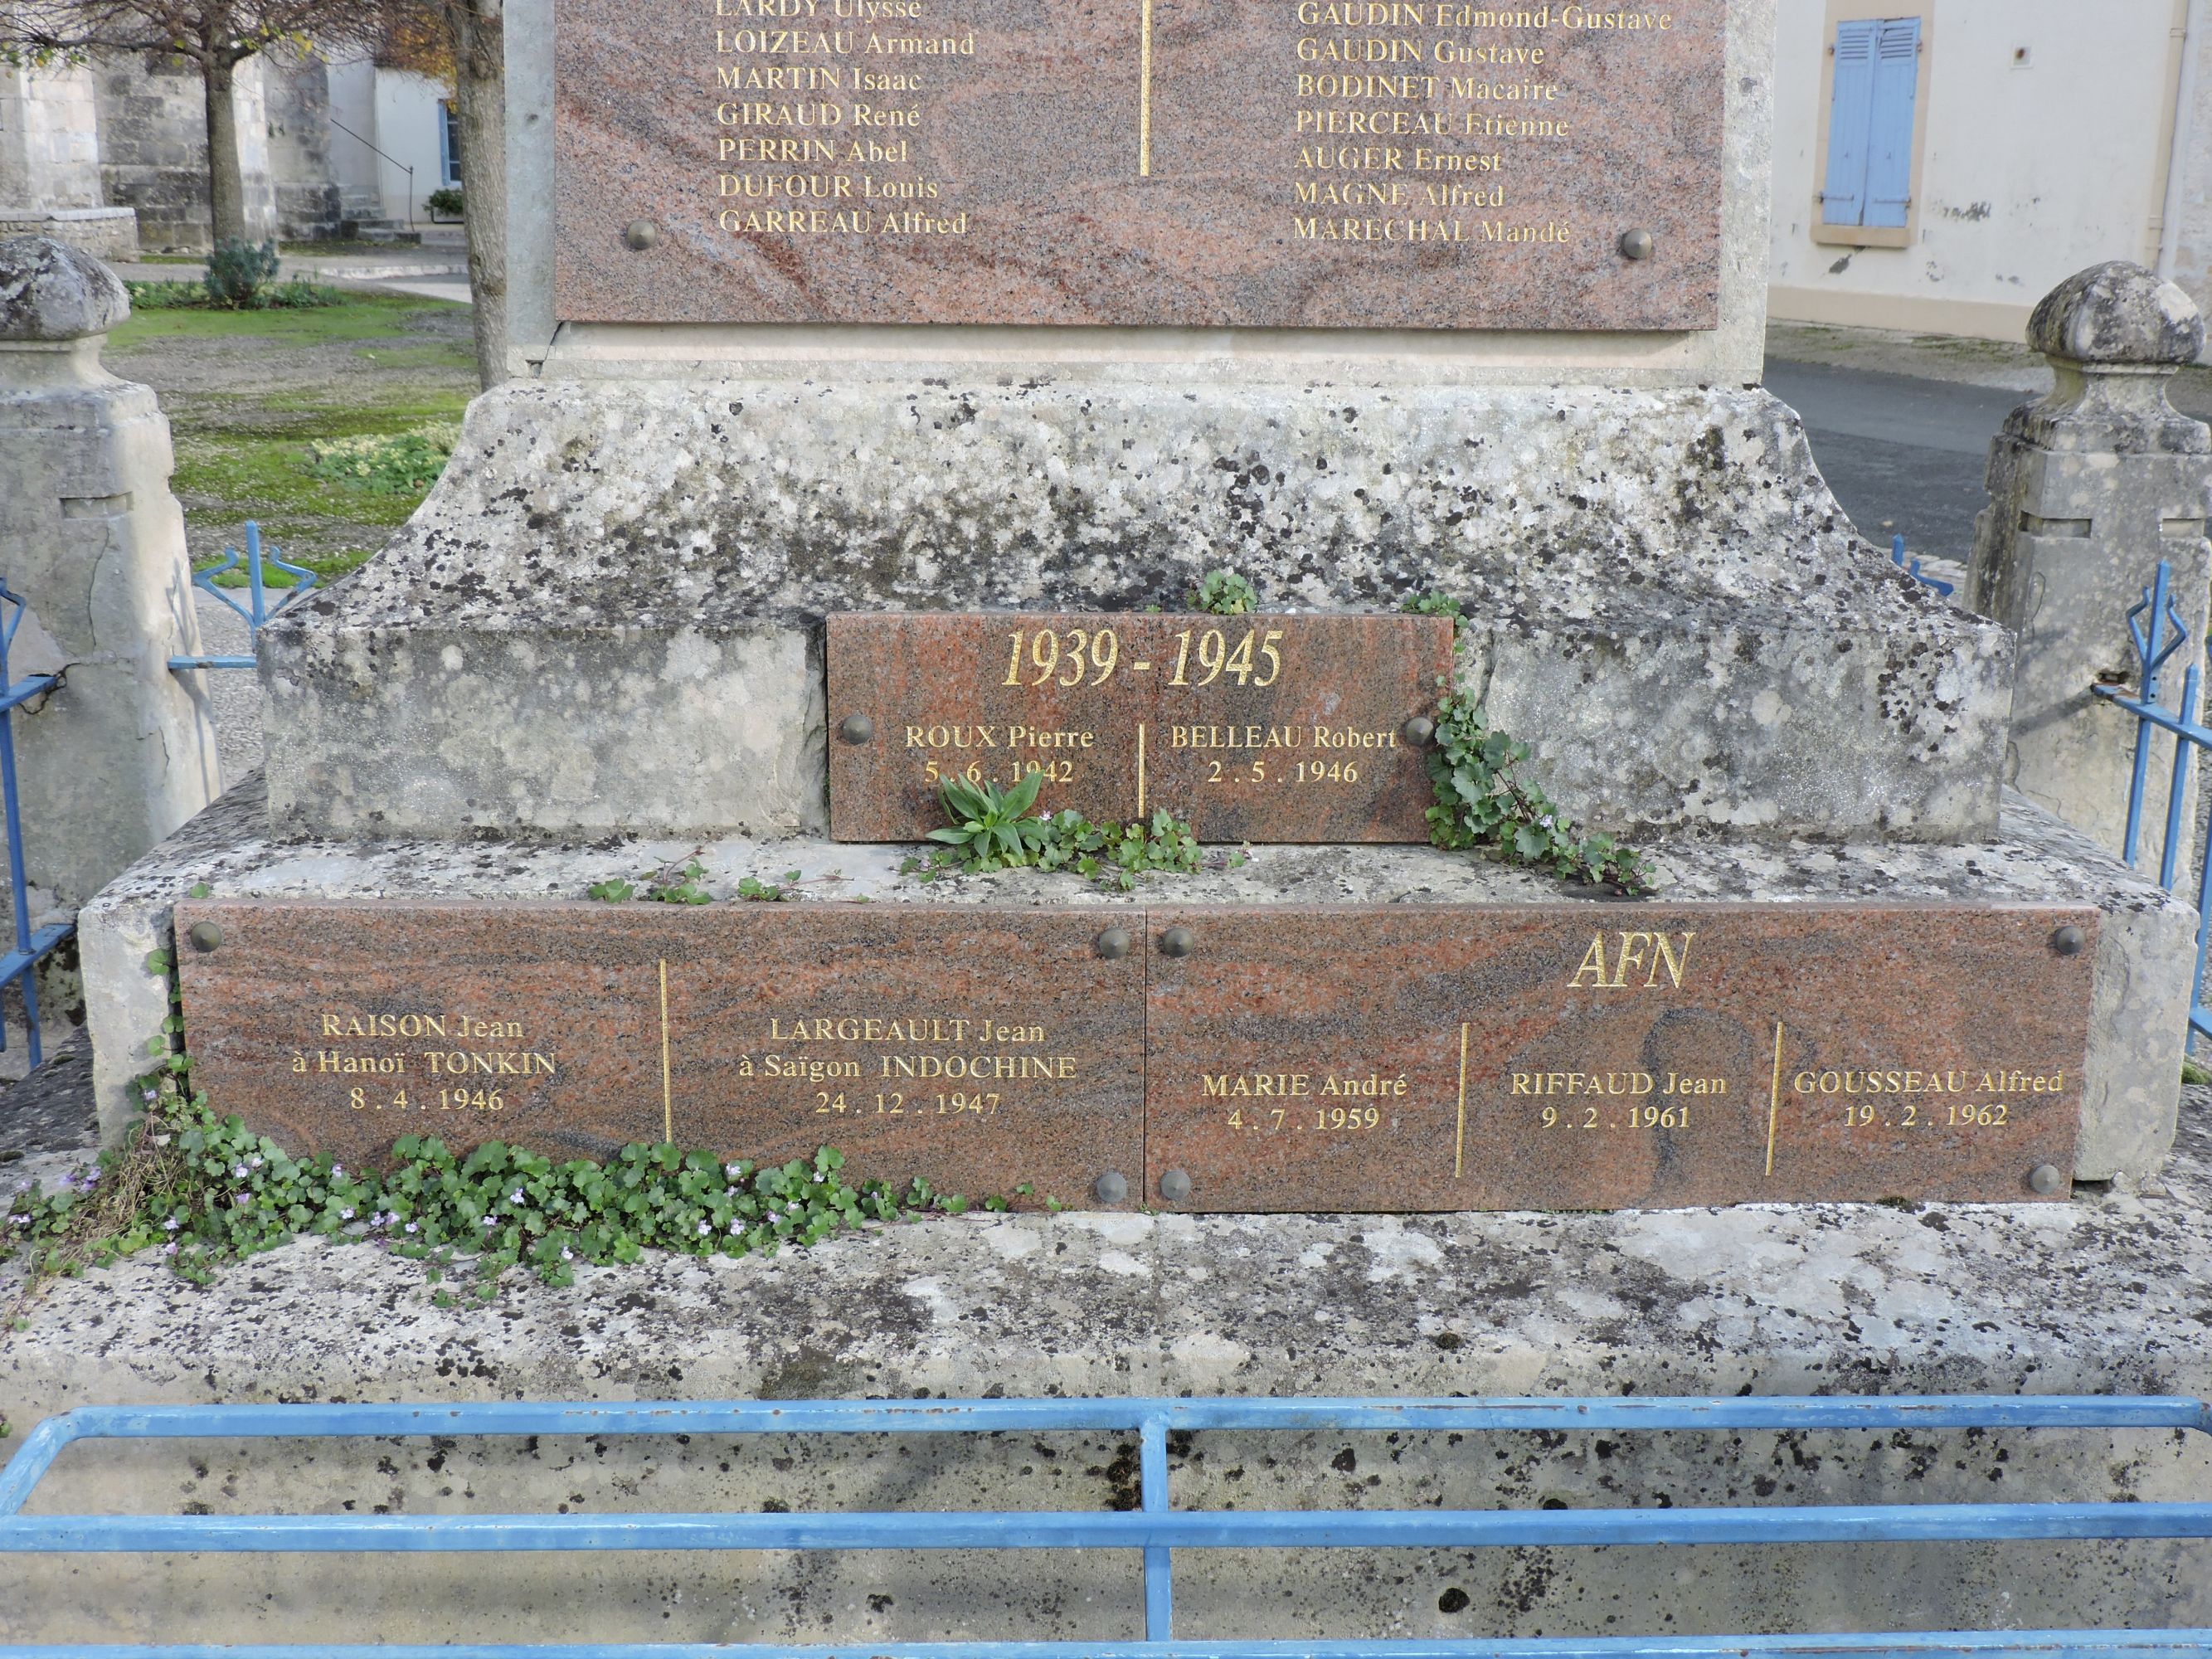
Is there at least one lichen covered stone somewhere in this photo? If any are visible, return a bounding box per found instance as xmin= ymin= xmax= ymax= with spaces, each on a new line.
xmin=261 ymin=377 xmax=2013 ymax=845
xmin=0 ymin=236 xmax=129 ymax=343
xmin=2027 ymin=260 xmax=2205 ymax=367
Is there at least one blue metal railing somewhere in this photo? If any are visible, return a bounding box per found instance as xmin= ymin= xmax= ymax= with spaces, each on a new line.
xmin=2092 ymin=559 xmax=2212 ymax=1048
xmin=168 ymin=522 xmax=317 ymax=672
xmin=3 ymin=1394 xmax=2210 ymax=1657
xmin=1892 ymin=533 xmax=1957 ymax=597
xmin=0 ymin=578 xmax=75 ymax=1071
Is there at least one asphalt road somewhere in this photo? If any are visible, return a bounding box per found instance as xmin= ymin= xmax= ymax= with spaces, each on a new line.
xmin=1762 ymin=358 xmax=2026 ymax=567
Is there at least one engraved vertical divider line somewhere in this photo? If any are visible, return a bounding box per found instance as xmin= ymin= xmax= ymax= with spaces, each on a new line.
xmin=1454 ymin=1021 xmax=1470 ymax=1180
xmin=1139 ymin=907 xmax=1151 ymax=1205
xmin=1764 ymin=1020 xmax=1784 ymax=1177
xmin=1139 ymin=0 xmax=1154 ymax=178
xmin=1137 ymin=722 xmax=1147 ymax=818
xmin=660 ymin=958 xmax=673 ymax=1146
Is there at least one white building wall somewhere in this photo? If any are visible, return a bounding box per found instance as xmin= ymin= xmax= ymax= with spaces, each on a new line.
xmin=0 ymin=63 xmax=105 ymax=210
xmin=320 ymin=52 xmax=450 ymax=228
xmin=323 ymin=56 xmax=384 ymax=220
xmin=1770 ymin=0 xmax=2190 ymax=340
xmin=370 ymin=69 xmax=450 ymax=225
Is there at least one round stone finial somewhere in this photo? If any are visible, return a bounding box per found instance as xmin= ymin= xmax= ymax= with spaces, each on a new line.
xmin=0 ymin=236 xmax=130 ymax=343
xmin=2027 ymin=260 xmax=2204 ymax=367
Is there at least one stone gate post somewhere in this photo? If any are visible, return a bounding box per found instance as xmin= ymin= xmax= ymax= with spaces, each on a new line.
xmin=1969 ymin=261 xmax=2212 ymax=870
xmin=0 ymin=237 xmax=220 ymax=941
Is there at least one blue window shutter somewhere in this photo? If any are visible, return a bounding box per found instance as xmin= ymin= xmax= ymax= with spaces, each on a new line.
xmin=1823 ymin=21 xmax=1879 ymax=226
xmin=1863 ymin=17 xmax=1921 ymax=228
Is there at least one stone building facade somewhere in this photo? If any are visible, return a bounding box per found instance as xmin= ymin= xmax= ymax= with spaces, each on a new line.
xmin=1 ymin=46 xmax=440 ymax=255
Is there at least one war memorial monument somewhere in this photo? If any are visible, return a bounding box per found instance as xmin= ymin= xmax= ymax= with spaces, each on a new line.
xmin=7 ymin=0 xmax=2212 ymax=1643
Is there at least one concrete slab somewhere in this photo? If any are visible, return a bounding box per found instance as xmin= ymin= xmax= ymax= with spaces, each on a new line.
xmin=4 ymin=1089 xmax=2210 ymax=1644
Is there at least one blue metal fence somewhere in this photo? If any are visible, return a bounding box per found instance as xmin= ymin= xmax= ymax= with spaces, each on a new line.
xmin=1892 ymin=533 xmax=1957 ymax=597
xmin=2093 ymin=559 xmax=2212 ymax=1048
xmin=3 ymin=1394 xmax=2210 ymax=1657
xmin=0 ymin=579 xmax=75 ymax=1072
xmin=167 ymin=522 xmax=316 ymax=674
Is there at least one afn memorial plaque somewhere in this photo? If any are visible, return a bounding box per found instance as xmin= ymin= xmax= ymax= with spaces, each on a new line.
xmin=175 ymin=902 xmax=1146 ymax=1201
xmin=1145 ymin=904 xmax=2098 ymax=1210
xmin=177 ymin=899 xmax=2098 ymax=1214
xmin=827 ymin=612 xmax=1453 ymax=842
xmin=553 ymin=0 xmax=1724 ymax=328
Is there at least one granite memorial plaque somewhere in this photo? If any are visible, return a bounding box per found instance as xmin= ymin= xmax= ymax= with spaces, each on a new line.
xmin=827 ymin=612 xmax=1454 ymax=842
xmin=175 ymin=901 xmax=1146 ymax=1200
xmin=554 ymin=0 xmax=1725 ymax=328
xmin=1144 ymin=904 xmax=2099 ymax=1210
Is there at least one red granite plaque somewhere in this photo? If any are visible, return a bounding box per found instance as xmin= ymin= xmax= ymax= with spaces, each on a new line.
xmin=1143 ymin=904 xmax=2098 ymax=1210
xmin=553 ymin=0 xmax=1725 ymax=328
xmin=827 ymin=612 xmax=1453 ymax=842
xmin=173 ymin=899 xmax=2099 ymax=1214
xmin=175 ymin=902 xmax=1146 ymax=1203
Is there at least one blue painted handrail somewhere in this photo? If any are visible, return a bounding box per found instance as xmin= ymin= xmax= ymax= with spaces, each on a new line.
xmin=2 ymin=1395 xmax=2209 ymax=1657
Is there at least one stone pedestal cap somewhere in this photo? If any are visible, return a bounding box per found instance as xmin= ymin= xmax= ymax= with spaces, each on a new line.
xmin=0 ymin=236 xmax=130 ymax=343
xmin=2029 ymin=260 xmax=2205 ymax=366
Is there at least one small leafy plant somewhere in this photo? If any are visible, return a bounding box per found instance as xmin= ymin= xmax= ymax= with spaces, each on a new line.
xmin=737 ymin=870 xmax=805 ymax=902
xmin=204 ymin=237 xmax=282 ymax=309
xmin=645 ymin=859 xmax=712 ymax=904
xmin=1408 ymin=592 xmax=1649 ymax=893
xmin=305 ymin=423 xmax=459 ymax=496
xmin=928 ymin=771 xmax=1053 ymax=869
xmin=425 ymin=186 xmax=465 ymax=219
xmin=2 ymin=1073 xmax=1015 ymax=1306
xmin=911 ymin=773 xmax=1207 ymax=892
xmin=585 ymin=877 xmax=635 ymax=902
xmin=1190 ymin=570 xmax=1259 ymax=615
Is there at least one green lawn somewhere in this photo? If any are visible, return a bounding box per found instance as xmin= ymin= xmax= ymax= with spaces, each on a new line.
xmin=105 ymin=289 xmax=478 ymax=586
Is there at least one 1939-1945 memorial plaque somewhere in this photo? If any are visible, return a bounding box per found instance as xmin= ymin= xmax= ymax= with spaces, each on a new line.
xmin=553 ymin=0 xmax=1724 ymax=328
xmin=177 ymin=899 xmax=2100 ymax=1212
xmin=174 ymin=902 xmax=1146 ymax=1200
xmin=828 ymin=612 xmax=1454 ymax=842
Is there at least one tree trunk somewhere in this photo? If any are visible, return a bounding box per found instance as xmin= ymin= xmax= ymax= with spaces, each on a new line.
xmin=202 ymin=56 xmax=249 ymax=246
xmin=451 ymin=0 xmax=510 ymax=387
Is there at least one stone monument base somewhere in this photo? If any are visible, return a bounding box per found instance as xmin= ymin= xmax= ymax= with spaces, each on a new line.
xmin=258 ymin=379 xmax=2012 ymax=846
xmin=80 ymin=778 xmax=2197 ymax=1186
xmin=5 ymin=1102 xmax=2211 ymax=1645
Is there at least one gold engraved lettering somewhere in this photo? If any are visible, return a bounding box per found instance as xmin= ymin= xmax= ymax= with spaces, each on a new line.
xmin=716 ymin=65 xmax=842 ymax=91
xmin=314 ymin=1050 xmax=409 ymax=1076
xmin=321 ymin=1011 xmax=446 ymax=1038
xmin=422 ymin=1051 xmax=557 ymax=1076
xmin=1298 ymin=2 xmax=1427 ymax=23
xmin=1202 ymin=1073 xmax=1313 ymax=1097
xmin=864 ymin=32 xmax=974 ymax=55
xmin=713 ymin=29 xmax=851 ymax=52
xmin=1293 ymin=217 xmax=1466 ymax=241
xmin=1568 ymin=932 xmax=1695 ymax=990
